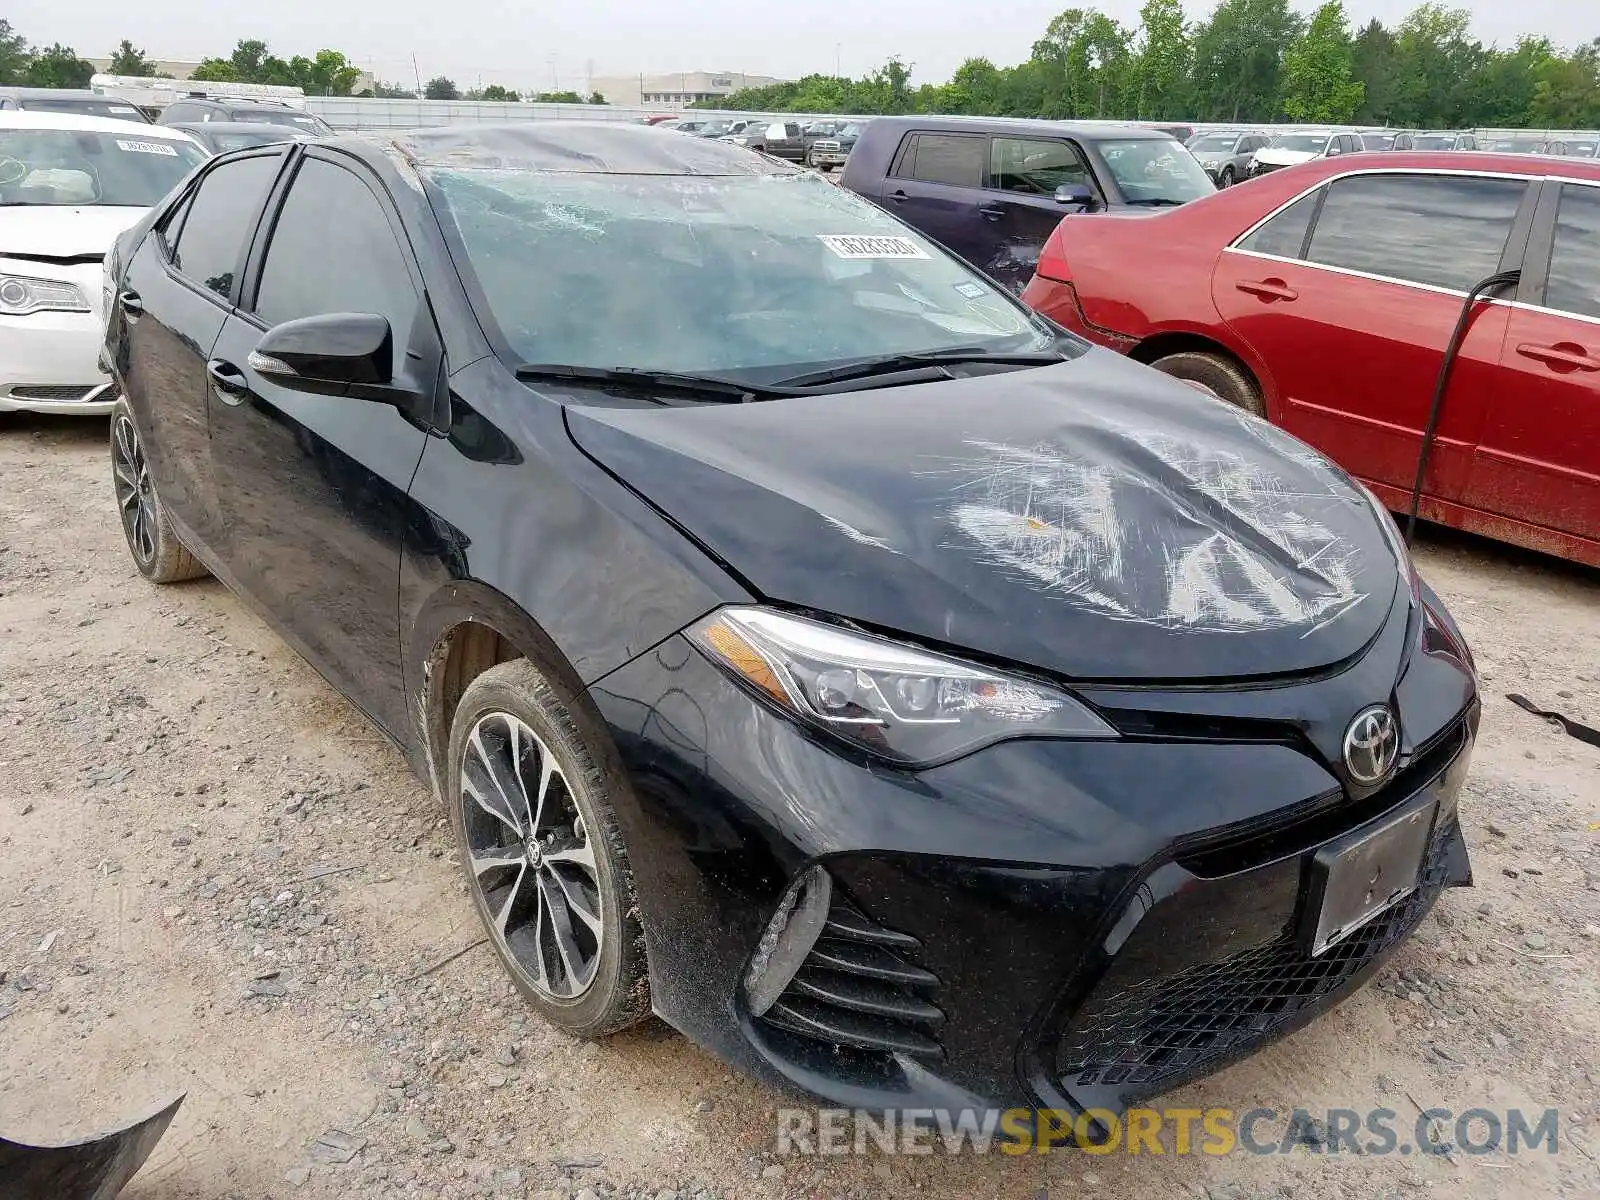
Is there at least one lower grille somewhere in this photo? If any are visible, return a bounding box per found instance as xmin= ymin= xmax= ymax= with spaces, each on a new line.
xmin=759 ymin=892 xmax=944 ymax=1060
xmin=1056 ymin=817 xmax=1457 ymax=1103
xmin=1251 ymin=162 xmax=1284 ymax=176
xmin=10 ymin=384 xmax=102 ymax=401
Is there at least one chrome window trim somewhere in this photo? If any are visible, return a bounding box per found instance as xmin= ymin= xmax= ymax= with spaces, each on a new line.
xmin=1223 ymin=246 xmax=1516 ymax=304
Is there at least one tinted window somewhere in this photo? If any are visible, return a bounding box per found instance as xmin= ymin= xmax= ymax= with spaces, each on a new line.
xmin=168 ymin=154 xmax=280 ymax=297
xmin=1307 ymin=173 xmax=1526 ymax=291
xmin=899 ymin=134 xmax=985 ymax=188
xmin=1238 ymin=191 xmax=1319 ymax=258
xmin=989 ymin=137 xmax=1090 ymax=195
xmin=253 ymin=158 xmax=417 ymax=371
xmin=1545 ymin=184 xmax=1600 ymax=320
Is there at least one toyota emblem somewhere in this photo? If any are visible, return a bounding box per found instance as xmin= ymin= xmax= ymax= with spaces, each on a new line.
xmin=1343 ymin=705 xmax=1400 ymax=784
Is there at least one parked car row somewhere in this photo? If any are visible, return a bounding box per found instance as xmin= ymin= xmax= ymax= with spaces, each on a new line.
xmin=91 ymin=121 xmax=1485 ymax=1130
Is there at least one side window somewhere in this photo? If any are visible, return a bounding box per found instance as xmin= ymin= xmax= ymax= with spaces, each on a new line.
xmin=1307 ymin=173 xmax=1527 ymax=291
xmin=785 ymin=123 xmax=801 ymax=140
xmin=1237 ymin=190 xmax=1320 ymax=259
xmin=988 ymin=137 xmax=1091 ymax=195
xmin=897 ymin=133 xmax=986 ymax=188
xmin=1544 ymin=184 xmax=1600 ymax=320
xmin=252 ymin=158 xmax=418 ymax=373
xmin=168 ymin=154 xmax=281 ymax=299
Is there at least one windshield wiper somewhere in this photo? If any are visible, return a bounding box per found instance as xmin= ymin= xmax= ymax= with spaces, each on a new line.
xmin=514 ymin=363 xmax=800 ymax=403
xmin=1123 ymin=197 xmax=1188 ymax=207
xmin=772 ymin=346 xmax=1069 ymax=389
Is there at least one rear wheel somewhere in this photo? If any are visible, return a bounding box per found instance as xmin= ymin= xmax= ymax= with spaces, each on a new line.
xmin=1148 ymin=350 xmax=1265 ymax=418
xmin=447 ymin=659 xmax=649 ymax=1038
xmin=110 ymin=398 xmax=208 ymax=584
xmin=1218 ymin=165 xmax=1235 ymax=188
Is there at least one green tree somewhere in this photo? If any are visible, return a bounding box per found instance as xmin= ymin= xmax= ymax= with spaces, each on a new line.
xmin=0 ymin=20 xmax=29 ymax=85
xmin=479 ymin=84 xmax=519 ymax=101
xmin=1350 ymin=19 xmax=1399 ymax=123
xmin=292 ymin=49 xmax=360 ymax=95
xmin=1190 ymin=0 xmax=1302 ymax=121
xmin=107 ymin=39 xmax=157 ymax=76
xmin=587 ymin=91 xmax=608 ymax=104
xmin=24 ymin=43 xmax=93 ymax=89
xmin=1281 ymin=1 xmax=1364 ymax=122
xmin=1529 ymin=38 xmax=1600 ymax=127
xmin=423 ymin=76 xmax=459 ymax=100
xmin=1389 ymin=4 xmax=1484 ymax=127
xmin=188 ymin=58 xmax=240 ymax=83
xmin=1131 ymin=0 xmax=1191 ymax=118
xmin=371 ymin=80 xmax=415 ymax=98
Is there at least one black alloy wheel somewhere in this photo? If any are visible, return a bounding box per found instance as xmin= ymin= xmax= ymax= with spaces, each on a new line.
xmin=447 ymin=659 xmax=649 ymax=1036
xmin=110 ymin=399 xmax=207 ymax=583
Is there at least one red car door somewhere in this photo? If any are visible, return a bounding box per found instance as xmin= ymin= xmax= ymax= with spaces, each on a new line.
xmin=1212 ymin=171 xmax=1532 ymax=504
xmin=1467 ymin=180 xmax=1600 ymax=546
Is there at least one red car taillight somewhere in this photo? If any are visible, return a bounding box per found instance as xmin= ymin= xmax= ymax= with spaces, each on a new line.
xmin=1035 ymin=225 xmax=1072 ymax=284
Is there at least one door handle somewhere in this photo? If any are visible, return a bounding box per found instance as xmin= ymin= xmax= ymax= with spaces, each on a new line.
xmin=118 ymin=289 xmax=143 ymax=318
xmin=206 ymin=359 xmax=249 ymax=399
xmin=978 ymin=206 xmax=1005 ymax=221
xmin=1235 ymin=278 xmax=1299 ymax=302
xmin=1515 ymin=341 xmax=1600 ymax=372
xmin=888 ymin=189 xmax=908 ymax=203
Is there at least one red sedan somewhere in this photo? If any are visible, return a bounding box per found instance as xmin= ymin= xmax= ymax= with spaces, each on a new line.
xmin=1021 ymin=150 xmax=1600 ymax=569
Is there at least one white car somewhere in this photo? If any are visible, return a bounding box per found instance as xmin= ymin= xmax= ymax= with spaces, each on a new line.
xmin=1246 ymin=128 xmax=1363 ymax=179
xmin=0 ymin=112 xmax=205 ymax=418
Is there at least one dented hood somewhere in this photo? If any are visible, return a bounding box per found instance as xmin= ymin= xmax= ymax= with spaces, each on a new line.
xmin=566 ymin=351 xmax=1400 ymax=681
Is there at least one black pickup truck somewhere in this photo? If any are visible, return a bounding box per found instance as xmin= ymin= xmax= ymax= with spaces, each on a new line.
xmin=721 ymin=119 xmax=805 ymax=162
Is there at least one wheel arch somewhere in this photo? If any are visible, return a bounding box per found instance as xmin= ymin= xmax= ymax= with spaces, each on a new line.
xmin=1127 ymin=329 xmax=1280 ymax=422
xmin=409 ymin=580 xmax=596 ymax=806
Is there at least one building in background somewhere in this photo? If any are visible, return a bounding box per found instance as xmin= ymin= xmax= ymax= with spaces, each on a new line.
xmin=587 ymin=70 xmax=784 ymax=108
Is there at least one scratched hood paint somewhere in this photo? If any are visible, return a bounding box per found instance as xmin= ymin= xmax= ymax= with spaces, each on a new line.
xmin=566 ymin=350 xmax=1400 ymax=681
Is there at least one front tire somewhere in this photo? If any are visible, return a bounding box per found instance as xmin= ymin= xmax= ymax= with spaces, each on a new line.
xmin=110 ymin=398 xmax=208 ymax=584
xmin=1218 ymin=165 xmax=1235 ymax=188
xmin=1149 ymin=350 xmax=1265 ymax=418
xmin=447 ymin=659 xmax=649 ymax=1038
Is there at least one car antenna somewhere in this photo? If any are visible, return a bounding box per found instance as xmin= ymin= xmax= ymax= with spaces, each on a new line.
xmin=1405 ymin=267 xmax=1520 ymax=544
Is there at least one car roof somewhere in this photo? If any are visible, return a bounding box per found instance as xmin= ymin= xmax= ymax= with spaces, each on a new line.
xmin=1293 ymin=149 xmax=1600 ymax=180
xmin=169 ymin=120 xmax=309 ymax=137
xmin=384 ymin=121 xmax=803 ymax=175
xmin=0 ymin=86 xmax=113 ymax=98
xmin=176 ymin=97 xmax=306 ymax=111
xmin=857 ymin=115 xmax=1178 ymax=140
xmin=0 ymin=109 xmax=198 ymax=140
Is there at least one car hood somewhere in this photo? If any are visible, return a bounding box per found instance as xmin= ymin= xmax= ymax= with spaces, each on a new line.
xmin=1254 ymin=148 xmax=1319 ymax=166
xmin=0 ymin=206 xmax=147 ymax=259
xmin=565 ymin=351 xmax=1400 ymax=682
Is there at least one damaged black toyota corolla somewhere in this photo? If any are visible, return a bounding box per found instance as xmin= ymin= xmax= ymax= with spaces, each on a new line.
xmin=103 ymin=124 xmax=1477 ymax=1125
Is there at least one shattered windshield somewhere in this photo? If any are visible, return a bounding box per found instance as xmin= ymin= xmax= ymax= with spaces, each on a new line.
xmin=426 ymin=170 xmax=1051 ymax=377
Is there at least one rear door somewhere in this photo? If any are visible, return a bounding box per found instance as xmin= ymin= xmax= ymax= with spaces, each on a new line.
xmin=117 ymin=150 xmax=285 ymax=551
xmin=1467 ymin=179 xmax=1600 ymax=543
xmin=1213 ymin=170 xmax=1533 ymax=502
xmin=205 ymin=149 xmax=438 ymax=737
xmin=979 ymin=135 xmax=1098 ymax=293
xmin=881 ymin=131 xmax=988 ymax=265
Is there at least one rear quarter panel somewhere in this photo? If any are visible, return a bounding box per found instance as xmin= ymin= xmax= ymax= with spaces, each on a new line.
xmin=837 ymin=123 xmax=895 ymax=202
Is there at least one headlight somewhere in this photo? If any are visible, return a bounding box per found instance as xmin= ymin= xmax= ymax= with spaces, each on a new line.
xmin=689 ymin=607 xmax=1114 ymax=765
xmin=0 ymin=273 xmax=90 ymax=316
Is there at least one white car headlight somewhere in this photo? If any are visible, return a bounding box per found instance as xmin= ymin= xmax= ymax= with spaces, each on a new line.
xmin=0 ymin=273 xmax=90 ymax=316
xmin=690 ymin=607 xmax=1114 ymax=765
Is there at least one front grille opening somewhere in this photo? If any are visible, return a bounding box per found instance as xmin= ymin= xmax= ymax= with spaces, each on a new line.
xmin=1177 ymin=716 xmax=1469 ymax=879
xmin=1058 ymin=818 xmax=1457 ymax=1101
xmin=9 ymin=384 xmax=102 ymax=402
xmin=750 ymin=872 xmax=944 ymax=1062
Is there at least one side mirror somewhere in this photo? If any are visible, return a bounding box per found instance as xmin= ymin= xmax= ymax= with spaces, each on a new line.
xmin=1053 ymin=182 xmax=1095 ymax=209
xmin=249 ymin=312 xmax=392 ymax=397
xmin=1326 ymin=145 xmax=1343 ymax=157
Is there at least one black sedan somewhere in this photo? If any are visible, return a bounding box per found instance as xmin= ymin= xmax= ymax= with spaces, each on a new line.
xmin=164 ymin=120 xmax=319 ymax=155
xmin=102 ymin=124 xmax=1477 ymax=1125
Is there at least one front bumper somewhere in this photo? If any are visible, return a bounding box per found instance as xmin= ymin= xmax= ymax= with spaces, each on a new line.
xmin=0 ymin=286 xmax=113 ymax=417
xmin=587 ymin=603 xmax=1478 ymax=1117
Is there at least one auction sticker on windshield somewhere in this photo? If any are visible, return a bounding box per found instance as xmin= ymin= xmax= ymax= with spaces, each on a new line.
xmin=116 ymin=139 xmax=179 ymax=156
xmin=818 ymin=234 xmax=930 ymax=260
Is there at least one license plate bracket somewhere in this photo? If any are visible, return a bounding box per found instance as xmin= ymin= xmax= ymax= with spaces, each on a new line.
xmin=1302 ymin=794 xmax=1437 ymax=957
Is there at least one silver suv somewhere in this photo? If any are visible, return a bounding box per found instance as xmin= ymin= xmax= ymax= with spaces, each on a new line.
xmin=1184 ymin=129 xmax=1270 ymax=188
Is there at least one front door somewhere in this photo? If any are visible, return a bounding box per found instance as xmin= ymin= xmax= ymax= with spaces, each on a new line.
xmin=978 ymin=135 xmax=1097 ymax=293
xmin=880 ymin=131 xmax=989 ymax=267
xmin=117 ymin=151 xmax=285 ymax=550
xmin=1213 ymin=170 xmax=1532 ymax=504
xmin=1468 ymin=180 xmax=1600 ymax=544
xmin=205 ymin=151 xmax=436 ymax=739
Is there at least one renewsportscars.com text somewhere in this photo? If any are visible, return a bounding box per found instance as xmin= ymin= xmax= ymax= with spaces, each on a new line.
xmin=775 ymin=1106 xmax=1561 ymax=1157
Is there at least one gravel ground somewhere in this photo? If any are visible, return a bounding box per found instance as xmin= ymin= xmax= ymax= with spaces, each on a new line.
xmin=1 ymin=412 xmax=1598 ymax=1200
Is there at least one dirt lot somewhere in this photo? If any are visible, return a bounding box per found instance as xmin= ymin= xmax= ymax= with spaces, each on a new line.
xmin=1 ymin=413 xmax=1597 ymax=1200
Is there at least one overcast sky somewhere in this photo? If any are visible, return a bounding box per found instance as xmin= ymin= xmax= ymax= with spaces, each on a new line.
xmin=8 ymin=0 xmax=1591 ymax=95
